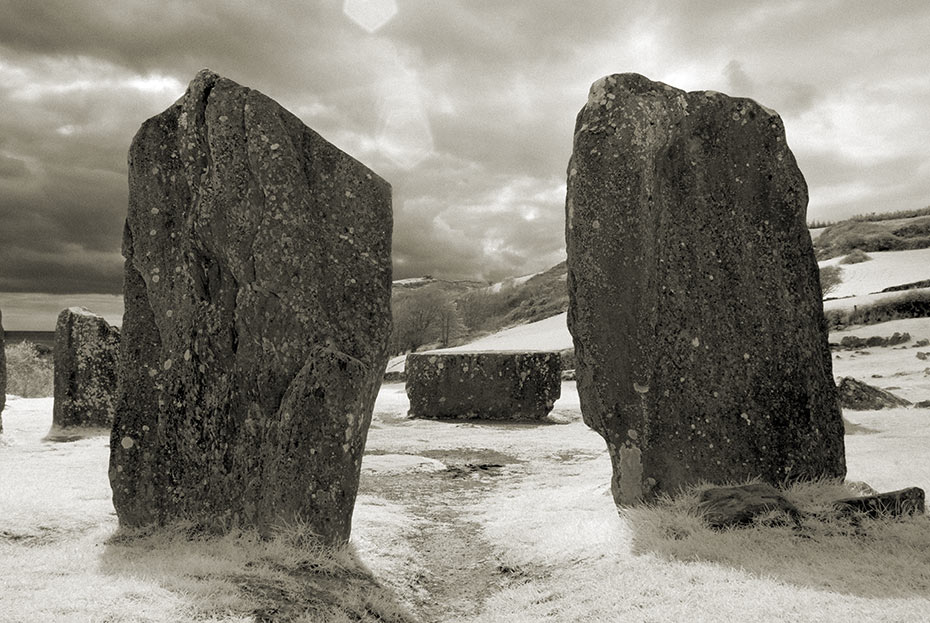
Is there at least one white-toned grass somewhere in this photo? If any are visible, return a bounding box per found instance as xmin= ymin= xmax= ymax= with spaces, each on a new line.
xmin=475 ymin=469 xmax=930 ymax=622
xmin=384 ymin=311 xmax=573 ymax=374
xmin=0 ymin=397 xmax=416 ymax=623
xmin=819 ymin=248 xmax=930 ymax=300
xmin=5 ymin=373 xmax=930 ymax=621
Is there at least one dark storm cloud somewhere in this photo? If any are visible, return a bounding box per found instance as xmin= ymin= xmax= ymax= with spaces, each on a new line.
xmin=1 ymin=0 xmax=929 ymax=327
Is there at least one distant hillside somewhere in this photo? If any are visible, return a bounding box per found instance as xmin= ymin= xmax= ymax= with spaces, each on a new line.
xmin=814 ymin=213 xmax=930 ymax=260
xmin=388 ymin=211 xmax=930 ymax=357
xmin=390 ymin=262 xmax=569 ymax=355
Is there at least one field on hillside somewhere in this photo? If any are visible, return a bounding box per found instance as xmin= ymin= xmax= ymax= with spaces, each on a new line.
xmin=820 ymin=248 xmax=930 ymax=300
xmin=4 ymin=315 xmax=930 ymax=622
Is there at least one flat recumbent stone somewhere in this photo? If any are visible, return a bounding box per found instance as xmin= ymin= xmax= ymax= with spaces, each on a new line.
xmin=405 ymin=351 xmax=561 ymax=420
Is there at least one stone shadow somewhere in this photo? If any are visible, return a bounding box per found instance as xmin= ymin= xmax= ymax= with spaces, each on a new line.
xmin=98 ymin=522 xmax=420 ymax=622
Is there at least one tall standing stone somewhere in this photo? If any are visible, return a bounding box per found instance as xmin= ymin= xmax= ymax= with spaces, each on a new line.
xmin=110 ymin=70 xmax=393 ymax=543
xmin=1 ymin=309 xmax=5 ymax=431
xmin=52 ymin=307 xmax=120 ymax=430
xmin=566 ymin=73 xmax=845 ymax=505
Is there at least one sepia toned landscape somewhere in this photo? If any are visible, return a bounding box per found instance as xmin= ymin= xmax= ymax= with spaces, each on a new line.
xmin=3 ymin=3 xmax=930 ymax=623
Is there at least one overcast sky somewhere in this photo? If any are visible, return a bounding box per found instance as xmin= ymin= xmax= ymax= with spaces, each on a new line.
xmin=1 ymin=1 xmax=929 ymax=329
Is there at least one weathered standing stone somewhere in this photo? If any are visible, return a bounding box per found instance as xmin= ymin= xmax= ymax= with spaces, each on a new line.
xmin=52 ymin=307 xmax=120 ymax=430
xmin=109 ymin=70 xmax=393 ymax=543
xmin=566 ymin=74 xmax=846 ymax=506
xmin=406 ymin=351 xmax=561 ymax=420
xmin=1 ymin=308 xmax=5 ymax=432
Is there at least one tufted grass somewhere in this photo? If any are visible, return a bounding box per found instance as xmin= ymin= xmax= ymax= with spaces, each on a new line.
xmin=4 ymin=378 xmax=930 ymax=622
xmin=474 ymin=475 xmax=930 ymax=623
xmin=1 ymin=520 xmax=417 ymax=623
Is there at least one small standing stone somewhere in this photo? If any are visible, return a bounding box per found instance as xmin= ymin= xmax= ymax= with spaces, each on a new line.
xmin=52 ymin=307 xmax=120 ymax=430
xmin=566 ymin=74 xmax=845 ymax=506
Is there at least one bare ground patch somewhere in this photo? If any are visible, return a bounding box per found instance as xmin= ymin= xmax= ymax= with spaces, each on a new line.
xmin=358 ymin=448 xmax=534 ymax=622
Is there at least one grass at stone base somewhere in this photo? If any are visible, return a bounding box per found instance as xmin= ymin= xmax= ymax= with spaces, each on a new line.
xmin=0 ymin=398 xmax=416 ymax=623
xmin=1 ymin=520 xmax=416 ymax=623
xmin=470 ymin=468 xmax=930 ymax=623
xmin=6 ymin=386 xmax=930 ymax=622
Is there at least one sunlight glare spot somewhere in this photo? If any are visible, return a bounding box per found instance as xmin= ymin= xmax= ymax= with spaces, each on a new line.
xmin=343 ymin=0 xmax=398 ymax=33
xmin=127 ymin=74 xmax=184 ymax=94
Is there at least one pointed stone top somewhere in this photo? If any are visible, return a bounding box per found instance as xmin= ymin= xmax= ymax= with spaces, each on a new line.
xmin=66 ymin=306 xmax=99 ymax=317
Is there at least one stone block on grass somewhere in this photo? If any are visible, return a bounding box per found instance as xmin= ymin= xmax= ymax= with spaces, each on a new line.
xmin=406 ymin=351 xmax=561 ymax=420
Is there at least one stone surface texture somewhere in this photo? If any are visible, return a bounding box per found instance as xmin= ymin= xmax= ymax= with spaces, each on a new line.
xmin=836 ymin=377 xmax=911 ymax=410
xmin=109 ymin=70 xmax=392 ymax=543
xmin=52 ymin=307 xmax=121 ymax=429
xmin=566 ymin=73 xmax=845 ymax=506
xmin=0 ymin=309 xmax=5 ymax=430
xmin=406 ymin=351 xmax=561 ymax=420
xmin=698 ymin=483 xmax=801 ymax=529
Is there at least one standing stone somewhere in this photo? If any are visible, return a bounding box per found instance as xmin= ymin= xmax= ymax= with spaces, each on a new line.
xmin=566 ymin=73 xmax=845 ymax=506
xmin=1 ymin=309 xmax=5 ymax=431
xmin=109 ymin=70 xmax=392 ymax=543
xmin=52 ymin=307 xmax=120 ymax=430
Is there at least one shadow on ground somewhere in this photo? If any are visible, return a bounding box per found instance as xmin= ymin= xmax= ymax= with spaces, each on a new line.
xmin=98 ymin=522 xmax=420 ymax=622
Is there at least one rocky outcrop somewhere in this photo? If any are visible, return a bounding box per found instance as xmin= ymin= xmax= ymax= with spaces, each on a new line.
xmin=566 ymin=73 xmax=845 ymax=506
xmin=109 ymin=70 xmax=393 ymax=543
xmin=406 ymin=351 xmax=561 ymax=420
xmin=52 ymin=307 xmax=120 ymax=430
xmin=836 ymin=377 xmax=911 ymax=410
xmin=832 ymin=332 xmax=911 ymax=350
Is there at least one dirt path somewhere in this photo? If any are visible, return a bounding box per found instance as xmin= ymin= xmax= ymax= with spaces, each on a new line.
xmin=357 ymin=449 xmax=526 ymax=622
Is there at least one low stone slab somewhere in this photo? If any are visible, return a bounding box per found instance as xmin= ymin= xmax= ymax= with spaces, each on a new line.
xmin=698 ymin=483 xmax=801 ymax=529
xmin=836 ymin=377 xmax=911 ymax=410
xmin=406 ymin=351 xmax=561 ymax=420
xmin=833 ymin=487 xmax=925 ymax=518
xmin=52 ymin=307 xmax=120 ymax=430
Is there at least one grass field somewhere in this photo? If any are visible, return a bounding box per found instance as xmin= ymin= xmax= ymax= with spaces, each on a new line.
xmin=3 ymin=316 xmax=930 ymax=622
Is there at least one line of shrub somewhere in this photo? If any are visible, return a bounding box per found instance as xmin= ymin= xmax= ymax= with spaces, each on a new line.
xmin=825 ymin=290 xmax=930 ymax=330
xmin=4 ymin=341 xmax=54 ymax=398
